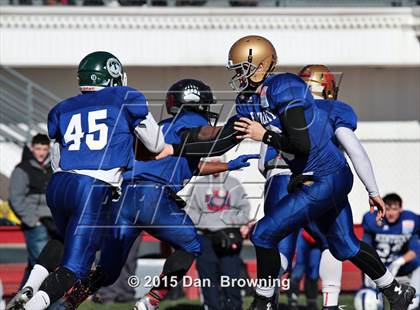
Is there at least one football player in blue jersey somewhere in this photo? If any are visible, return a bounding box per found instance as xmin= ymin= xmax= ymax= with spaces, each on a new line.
xmin=50 ymin=79 xmax=258 ymax=310
xmin=157 ymin=36 xmax=416 ymax=310
xmin=12 ymin=51 xmax=167 ymax=310
xmin=361 ymin=193 xmax=419 ymax=309
xmin=238 ymin=64 xmax=344 ymax=310
xmin=160 ymin=62 xmax=374 ymax=309
xmin=119 ymin=79 xmax=257 ymax=310
xmin=228 ymin=35 xmax=416 ymax=310
xmin=298 ymin=64 xmax=345 ymax=309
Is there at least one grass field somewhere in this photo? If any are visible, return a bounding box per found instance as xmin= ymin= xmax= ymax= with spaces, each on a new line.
xmin=78 ymin=294 xmax=357 ymax=309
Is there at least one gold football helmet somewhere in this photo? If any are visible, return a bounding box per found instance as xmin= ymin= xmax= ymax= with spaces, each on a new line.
xmin=227 ymin=35 xmax=277 ymax=92
xmin=298 ymin=65 xmax=338 ymax=100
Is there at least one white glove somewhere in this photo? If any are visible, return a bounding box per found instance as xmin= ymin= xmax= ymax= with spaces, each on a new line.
xmin=388 ymin=257 xmax=406 ymax=277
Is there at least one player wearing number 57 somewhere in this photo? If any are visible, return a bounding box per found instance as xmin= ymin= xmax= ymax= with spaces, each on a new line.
xmin=360 ymin=193 xmax=419 ymax=309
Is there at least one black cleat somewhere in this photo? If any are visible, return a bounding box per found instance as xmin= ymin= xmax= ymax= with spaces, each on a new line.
xmin=60 ymin=267 xmax=105 ymax=309
xmin=380 ymin=280 xmax=416 ymax=310
xmin=287 ymin=278 xmax=300 ymax=310
xmin=248 ymin=294 xmax=276 ymax=310
xmin=307 ymin=300 xmax=318 ymax=310
xmin=6 ymin=286 xmax=33 ymax=310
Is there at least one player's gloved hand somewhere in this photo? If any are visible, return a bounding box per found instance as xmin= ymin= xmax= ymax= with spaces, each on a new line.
xmin=388 ymin=256 xmax=405 ymax=277
xmin=369 ymin=195 xmax=386 ymax=222
xmin=227 ymin=154 xmax=260 ymax=170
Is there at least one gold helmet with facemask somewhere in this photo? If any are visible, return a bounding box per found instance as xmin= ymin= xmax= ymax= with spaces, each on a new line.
xmin=298 ymin=65 xmax=339 ymax=100
xmin=227 ymin=35 xmax=277 ymax=93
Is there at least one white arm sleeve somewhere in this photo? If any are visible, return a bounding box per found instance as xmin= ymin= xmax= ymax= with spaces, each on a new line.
xmin=335 ymin=127 xmax=379 ymax=197
xmin=51 ymin=142 xmax=61 ymax=172
xmin=134 ymin=112 xmax=165 ymax=154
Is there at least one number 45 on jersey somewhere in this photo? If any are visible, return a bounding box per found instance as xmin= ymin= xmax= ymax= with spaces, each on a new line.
xmin=64 ymin=109 xmax=109 ymax=151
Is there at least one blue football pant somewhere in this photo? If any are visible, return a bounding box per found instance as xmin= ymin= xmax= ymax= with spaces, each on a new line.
xmin=255 ymin=164 xmax=360 ymax=262
xmin=98 ymin=181 xmax=201 ymax=285
xmin=46 ymin=172 xmax=113 ymax=279
xmin=291 ymin=232 xmax=322 ymax=281
xmin=264 ymin=174 xmax=328 ymax=272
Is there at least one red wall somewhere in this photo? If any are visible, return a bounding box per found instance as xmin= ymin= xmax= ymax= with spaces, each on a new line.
xmin=0 ymin=225 xmax=364 ymax=297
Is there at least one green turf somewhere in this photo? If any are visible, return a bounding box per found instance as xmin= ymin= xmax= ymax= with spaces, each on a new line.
xmin=78 ymin=294 xmax=357 ymax=309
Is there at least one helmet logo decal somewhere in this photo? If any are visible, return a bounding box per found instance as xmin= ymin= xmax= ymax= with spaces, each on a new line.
xmin=183 ymin=84 xmax=201 ymax=103
xmin=106 ymin=58 xmax=122 ymax=78
xmin=247 ymin=48 xmax=253 ymax=63
xmin=90 ymin=74 xmax=97 ymax=82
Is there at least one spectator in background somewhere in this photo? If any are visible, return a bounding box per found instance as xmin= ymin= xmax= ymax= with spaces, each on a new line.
xmin=187 ymin=158 xmax=251 ymax=310
xmin=359 ymin=193 xmax=419 ymax=309
xmin=8 ymin=134 xmax=56 ymax=286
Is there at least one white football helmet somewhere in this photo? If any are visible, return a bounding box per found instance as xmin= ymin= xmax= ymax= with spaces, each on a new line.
xmin=354 ymin=288 xmax=384 ymax=310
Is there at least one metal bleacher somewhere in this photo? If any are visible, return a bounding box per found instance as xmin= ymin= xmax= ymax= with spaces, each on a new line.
xmin=0 ymin=67 xmax=59 ymax=145
xmin=0 ymin=67 xmax=60 ymax=178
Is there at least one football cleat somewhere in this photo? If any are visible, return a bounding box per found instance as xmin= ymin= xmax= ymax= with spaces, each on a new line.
xmin=133 ymin=294 xmax=160 ymax=310
xmin=6 ymin=286 xmax=33 ymax=310
xmin=380 ymin=281 xmax=416 ymax=310
xmin=248 ymin=293 xmax=275 ymax=310
xmin=61 ymin=267 xmax=105 ymax=309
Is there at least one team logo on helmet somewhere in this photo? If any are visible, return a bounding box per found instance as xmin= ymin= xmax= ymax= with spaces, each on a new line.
xmin=183 ymin=84 xmax=201 ymax=103
xmin=90 ymin=74 xmax=97 ymax=82
xmin=106 ymin=58 xmax=123 ymax=78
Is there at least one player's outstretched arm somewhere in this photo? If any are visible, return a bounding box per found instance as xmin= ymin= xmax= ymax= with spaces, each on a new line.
xmin=196 ymin=161 xmax=229 ymax=176
xmin=335 ymin=127 xmax=385 ymax=220
xmin=196 ymin=154 xmax=259 ymax=176
xmin=161 ymin=117 xmax=242 ymax=158
xmin=134 ymin=112 xmax=166 ymax=154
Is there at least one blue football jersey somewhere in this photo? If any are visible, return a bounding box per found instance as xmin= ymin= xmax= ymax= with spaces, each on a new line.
xmin=362 ymin=211 xmax=420 ymax=266
xmin=246 ymin=73 xmax=346 ymax=176
xmin=315 ymin=99 xmax=358 ymax=132
xmin=48 ymin=86 xmax=148 ymax=171
xmin=235 ymin=92 xmax=288 ymax=175
xmin=123 ymin=111 xmax=209 ymax=192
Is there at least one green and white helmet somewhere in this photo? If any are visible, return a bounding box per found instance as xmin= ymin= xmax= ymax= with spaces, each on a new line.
xmin=78 ymin=51 xmax=127 ymax=92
